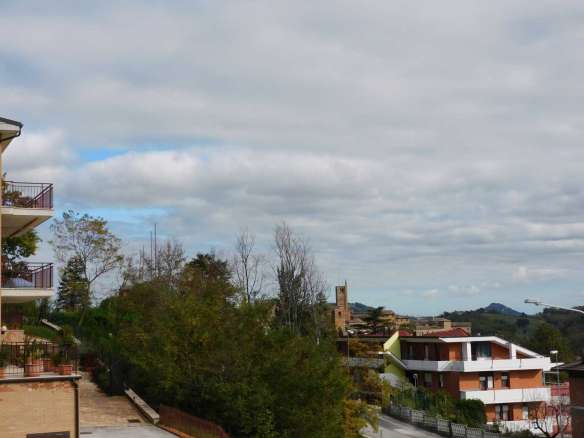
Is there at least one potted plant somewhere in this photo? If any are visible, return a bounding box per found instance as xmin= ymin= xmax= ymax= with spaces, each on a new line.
xmin=0 ymin=347 xmax=8 ymax=379
xmin=55 ymin=350 xmax=73 ymax=376
xmin=55 ymin=326 xmax=75 ymax=376
xmin=24 ymin=339 xmax=43 ymax=377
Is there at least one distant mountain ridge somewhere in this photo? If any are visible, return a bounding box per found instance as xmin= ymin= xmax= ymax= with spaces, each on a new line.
xmin=482 ymin=302 xmax=522 ymax=316
xmin=350 ymin=302 xmax=373 ymax=314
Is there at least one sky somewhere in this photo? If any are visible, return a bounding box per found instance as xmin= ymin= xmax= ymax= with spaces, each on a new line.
xmin=1 ymin=1 xmax=584 ymax=315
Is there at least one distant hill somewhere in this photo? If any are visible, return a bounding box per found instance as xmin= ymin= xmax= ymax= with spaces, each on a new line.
xmin=482 ymin=302 xmax=522 ymax=317
xmin=350 ymin=302 xmax=373 ymax=314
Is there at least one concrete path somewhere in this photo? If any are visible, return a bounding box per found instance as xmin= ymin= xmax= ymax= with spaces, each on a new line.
xmin=79 ymin=373 xmax=147 ymax=428
xmin=362 ymin=413 xmax=442 ymax=438
xmin=80 ymin=425 xmax=175 ymax=437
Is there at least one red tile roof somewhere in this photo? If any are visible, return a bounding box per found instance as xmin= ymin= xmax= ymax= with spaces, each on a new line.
xmin=418 ymin=327 xmax=470 ymax=337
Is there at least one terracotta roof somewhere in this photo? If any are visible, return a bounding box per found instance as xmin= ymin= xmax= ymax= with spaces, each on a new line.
xmin=399 ymin=330 xmax=413 ymax=337
xmin=418 ymin=327 xmax=470 ymax=338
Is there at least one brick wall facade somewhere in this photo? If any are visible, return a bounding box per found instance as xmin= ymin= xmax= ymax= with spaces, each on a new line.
xmin=570 ymin=373 xmax=584 ymax=438
xmin=0 ymin=379 xmax=78 ymax=438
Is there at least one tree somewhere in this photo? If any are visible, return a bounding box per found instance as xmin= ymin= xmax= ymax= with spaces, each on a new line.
xmin=365 ymin=306 xmax=385 ymax=333
xmin=273 ymin=223 xmax=329 ymax=341
xmin=528 ymin=400 xmax=570 ymax=438
xmin=2 ymin=230 xmax=39 ymax=264
xmin=232 ymin=229 xmax=265 ymax=304
xmin=527 ymin=323 xmax=574 ymax=362
xmin=56 ymin=256 xmax=90 ymax=311
xmin=50 ymin=210 xmax=123 ymax=302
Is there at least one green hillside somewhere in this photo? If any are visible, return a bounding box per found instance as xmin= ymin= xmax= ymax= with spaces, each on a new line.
xmin=441 ymin=305 xmax=582 ymax=362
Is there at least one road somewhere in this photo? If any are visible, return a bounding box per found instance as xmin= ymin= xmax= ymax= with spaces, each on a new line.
xmin=362 ymin=414 xmax=443 ymax=438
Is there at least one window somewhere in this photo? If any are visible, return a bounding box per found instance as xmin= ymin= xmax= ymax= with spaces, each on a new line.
xmin=472 ymin=342 xmax=492 ymax=360
xmin=424 ymin=372 xmax=433 ymax=388
xmin=424 ymin=344 xmax=430 ymax=360
xmin=495 ymin=405 xmax=509 ymax=421
xmin=501 ymin=373 xmax=510 ymax=388
xmin=522 ymin=404 xmax=529 ymax=420
xmin=439 ymin=373 xmax=445 ymax=388
xmin=479 ymin=373 xmax=494 ymax=390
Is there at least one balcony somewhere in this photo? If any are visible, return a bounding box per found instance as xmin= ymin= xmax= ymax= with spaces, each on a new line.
xmin=402 ymin=357 xmax=552 ymax=372
xmin=460 ymin=387 xmax=551 ymax=404
xmin=1 ymin=262 xmax=54 ymax=303
xmin=1 ymin=181 xmax=53 ymax=237
xmin=0 ymin=341 xmax=78 ymax=380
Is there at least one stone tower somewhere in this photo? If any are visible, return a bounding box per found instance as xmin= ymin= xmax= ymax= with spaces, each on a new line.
xmin=334 ymin=281 xmax=351 ymax=330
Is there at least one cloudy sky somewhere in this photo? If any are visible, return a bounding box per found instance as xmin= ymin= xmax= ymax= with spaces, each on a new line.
xmin=2 ymin=1 xmax=584 ymax=314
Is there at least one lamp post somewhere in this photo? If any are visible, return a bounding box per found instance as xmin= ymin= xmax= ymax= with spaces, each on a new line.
xmin=550 ymin=350 xmax=564 ymax=438
xmin=524 ymin=299 xmax=584 ymax=315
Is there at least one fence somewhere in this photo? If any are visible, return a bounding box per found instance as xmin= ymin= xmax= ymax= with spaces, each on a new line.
xmin=159 ymin=405 xmax=229 ymax=438
xmin=386 ymin=404 xmax=501 ymax=438
xmin=1 ymin=262 xmax=53 ymax=289
xmin=2 ymin=181 xmax=53 ymax=209
xmin=0 ymin=341 xmax=78 ymax=378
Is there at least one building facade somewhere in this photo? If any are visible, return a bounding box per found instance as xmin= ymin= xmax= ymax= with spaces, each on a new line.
xmin=558 ymin=360 xmax=583 ymax=438
xmin=399 ymin=331 xmax=553 ymax=431
xmin=0 ymin=116 xmax=80 ymax=438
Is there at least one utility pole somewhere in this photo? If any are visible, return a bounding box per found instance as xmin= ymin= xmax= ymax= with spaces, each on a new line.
xmin=550 ymin=350 xmax=564 ymax=438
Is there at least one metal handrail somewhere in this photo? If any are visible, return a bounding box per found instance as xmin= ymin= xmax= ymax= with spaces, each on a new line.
xmin=2 ymin=181 xmax=53 ymax=209
xmin=1 ymin=262 xmax=53 ymax=288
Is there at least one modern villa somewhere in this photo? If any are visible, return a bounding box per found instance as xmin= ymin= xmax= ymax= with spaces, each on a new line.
xmin=0 ymin=116 xmax=80 ymax=438
xmin=399 ymin=330 xmax=554 ymax=432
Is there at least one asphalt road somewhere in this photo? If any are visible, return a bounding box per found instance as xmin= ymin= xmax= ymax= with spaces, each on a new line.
xmin=362 ymin=414 xmax=443 ymax=438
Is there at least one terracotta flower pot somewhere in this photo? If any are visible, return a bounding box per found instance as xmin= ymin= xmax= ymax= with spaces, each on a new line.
xmin=25 ymin=360 xmax=42 ymax=377
xmin=42 ymin=358 xmax=54 ymax=372
xmin=58 ymin=363 xmax=73 ymax=376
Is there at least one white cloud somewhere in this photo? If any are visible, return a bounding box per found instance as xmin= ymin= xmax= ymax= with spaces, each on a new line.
xmin=2 ymin=2 xmax=584 ymax=313
xmin=512 ymin=266 xmax=568 ymax=283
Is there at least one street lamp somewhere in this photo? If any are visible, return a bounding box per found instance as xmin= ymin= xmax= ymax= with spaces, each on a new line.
xmin=550 ymin=350 xmax=564 ymax=438
xmin=524 ymin=298 xmax=584 ymax=315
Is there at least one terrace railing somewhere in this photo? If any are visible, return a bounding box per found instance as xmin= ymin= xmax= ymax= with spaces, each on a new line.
xmin=1 ymin=262 xmax=53 ymax=289
xmin=2 ymin=181 xmax=53 ymax=209
xmin=0 ymin=341 xmax=78 ymax=379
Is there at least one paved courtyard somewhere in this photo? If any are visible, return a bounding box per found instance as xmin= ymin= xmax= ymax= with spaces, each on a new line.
xmin=79 ymin=373 xmax=174 ymax=436
xmin=79 ymin=373 xmax=147 ymax=428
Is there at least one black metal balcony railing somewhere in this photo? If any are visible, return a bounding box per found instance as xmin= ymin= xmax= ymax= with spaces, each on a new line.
xmin=2 ymin=181 xmax=53 ymax=209
xmin=0 ymin=342 xmax=78 ymax=379
xmin=1 ymin=262 xmax=53 ymax=289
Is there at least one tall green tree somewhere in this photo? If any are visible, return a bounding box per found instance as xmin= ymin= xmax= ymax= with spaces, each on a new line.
xmin=527 ymin=323 xmax=574 ymax=362
xmin=73 ymin=251 xmax=360 ymax=437
xmin=56 ymin=256 xmax=90 ymax=311
xmin=50 ymin=210 xmax=123 ymax=302
xmin=365 ymin=306 xmax=385 ymax=333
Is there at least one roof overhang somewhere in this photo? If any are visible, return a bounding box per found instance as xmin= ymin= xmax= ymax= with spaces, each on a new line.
xmin=0 ymin=116 xmax=23 ymax=152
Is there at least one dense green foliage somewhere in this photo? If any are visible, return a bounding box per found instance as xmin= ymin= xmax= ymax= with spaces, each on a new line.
xmin=2 ymin=230 xmax=39 ymax=263
xmin=52 ymin=253 xmax=363 ymax=437
xmin=394 ymin=387 xmax=486 ymax=427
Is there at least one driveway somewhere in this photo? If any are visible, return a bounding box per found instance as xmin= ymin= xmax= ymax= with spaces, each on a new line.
xmin=80 ymin=425 xmax=175 ymax=437
xmin=362 ymin=414 xmax=442 ymax=438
